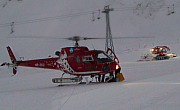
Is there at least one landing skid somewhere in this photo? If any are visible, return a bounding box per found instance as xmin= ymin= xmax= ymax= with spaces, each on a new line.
xmin=52 ymin=77 xmax=83 ymax=83
xmin=52 ymin=73 xmax=117 ymax=86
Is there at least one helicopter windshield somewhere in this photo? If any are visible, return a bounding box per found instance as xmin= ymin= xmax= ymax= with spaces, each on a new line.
xmin=94 ymin=52 xmax=113 ymax=64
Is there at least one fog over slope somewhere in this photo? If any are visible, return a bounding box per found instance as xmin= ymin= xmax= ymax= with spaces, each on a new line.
xmin=0 ymin=0 xmax=179 ymax=63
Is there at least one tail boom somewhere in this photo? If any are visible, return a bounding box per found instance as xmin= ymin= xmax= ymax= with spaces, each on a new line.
xmin=6 ymin=46 xmax=60 ymax=68
xmin=17 ymin=57 xmax=60 ymax=69
xmin=6 ymin=46 xmax=62 ymax=75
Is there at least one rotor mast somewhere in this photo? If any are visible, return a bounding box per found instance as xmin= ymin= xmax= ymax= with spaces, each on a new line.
xmin=102 ymin=5 xmax=115 ymax=54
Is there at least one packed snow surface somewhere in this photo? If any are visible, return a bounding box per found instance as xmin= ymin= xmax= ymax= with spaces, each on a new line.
xmin=0 ymin=0 xmax=180 ymax=110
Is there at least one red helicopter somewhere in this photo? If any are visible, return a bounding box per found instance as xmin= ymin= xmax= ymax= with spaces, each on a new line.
xmin=6 ymin=36 xmax=121 ymax=84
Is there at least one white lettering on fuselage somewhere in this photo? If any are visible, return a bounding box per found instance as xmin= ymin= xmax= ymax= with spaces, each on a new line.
xmin=35 ymin=63 xmax=45 ymax=67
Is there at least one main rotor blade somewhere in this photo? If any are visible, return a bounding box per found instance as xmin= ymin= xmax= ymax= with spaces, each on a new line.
xmin=84 ymin=36 xmax=155 ymax=39
xmin=7 ymin=36 xmax=155 ymax=40
xmin=113 ymin=36 xmax=155 ymax=39
xmin=7 ymin=36 xmax=65 ymax=39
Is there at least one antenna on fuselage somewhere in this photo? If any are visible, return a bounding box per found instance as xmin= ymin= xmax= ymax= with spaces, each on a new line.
xmin=92 ymin=44 xmax=96 ymax=50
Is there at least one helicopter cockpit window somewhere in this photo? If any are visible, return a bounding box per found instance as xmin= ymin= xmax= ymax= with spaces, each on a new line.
xmin=82 ymin=54 xmax=94 ymax=64
xmin=94 ymin=52 xmax=113 ymax=64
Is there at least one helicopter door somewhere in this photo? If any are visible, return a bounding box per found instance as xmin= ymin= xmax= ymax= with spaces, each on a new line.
xmin=74 ymin=55 xmax=84 ymax=71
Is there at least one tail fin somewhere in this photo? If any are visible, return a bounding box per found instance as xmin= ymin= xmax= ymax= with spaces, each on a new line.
xmin=6 ymin=46 xmax=17 ymax=63
xmin=6 ymin=46 xmax=17 ymax=75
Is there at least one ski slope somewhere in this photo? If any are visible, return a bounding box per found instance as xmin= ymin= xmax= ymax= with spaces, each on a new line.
xmin=0 ymin=0 xmax=180 ymax=110
xmin=0 ymin=50 xmax=180 ymax=110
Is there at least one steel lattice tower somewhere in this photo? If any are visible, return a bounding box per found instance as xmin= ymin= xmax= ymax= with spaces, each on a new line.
xmin=102 ymin=5 xmax=114 ymax=54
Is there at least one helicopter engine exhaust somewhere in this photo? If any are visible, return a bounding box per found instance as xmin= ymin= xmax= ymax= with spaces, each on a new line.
xmin=55 ymin=51 xmax=60 ymax=56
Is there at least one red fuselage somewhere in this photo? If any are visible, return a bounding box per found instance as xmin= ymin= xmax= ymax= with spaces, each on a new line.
xmin=10 ymin=46 xmax=120 ymax=76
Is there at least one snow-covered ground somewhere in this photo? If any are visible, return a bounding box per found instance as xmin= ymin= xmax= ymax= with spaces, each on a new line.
xmin=0 ymin=52 xmax=180 ymax=110
xmin=0 ymin=0 xmax=180 ymax=110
